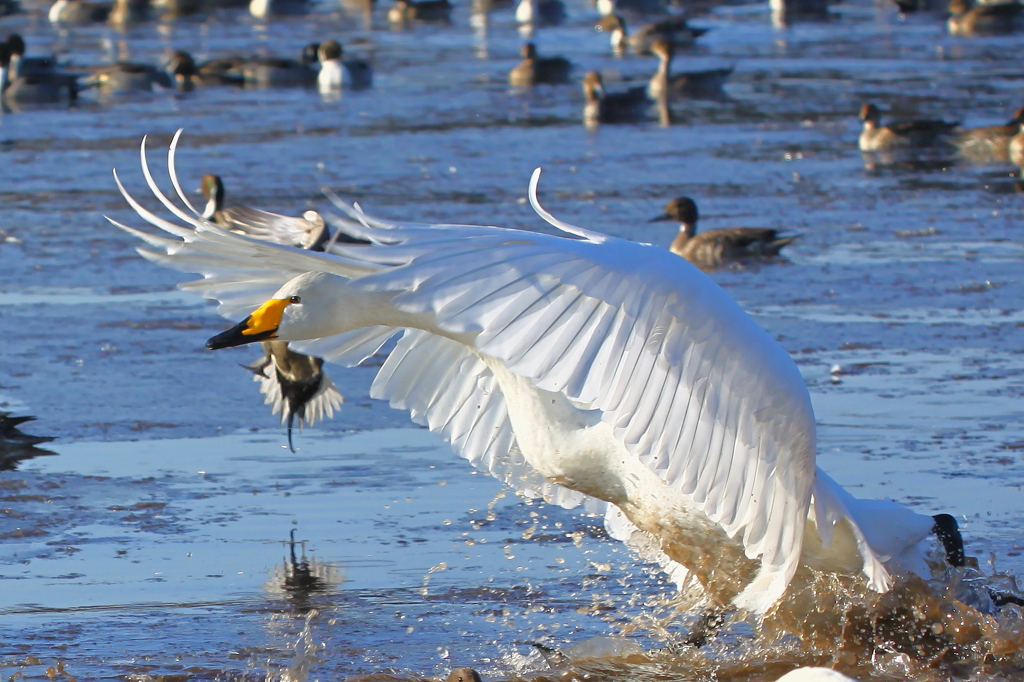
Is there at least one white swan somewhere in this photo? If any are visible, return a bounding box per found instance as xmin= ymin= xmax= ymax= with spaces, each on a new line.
xmin=108 ymin=133 xmax=961 ymax=617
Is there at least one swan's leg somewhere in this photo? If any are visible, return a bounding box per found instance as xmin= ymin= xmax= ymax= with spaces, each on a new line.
xmin=931 ymin=513 xmax=965 ymax=567
xmin=681 ymin=608 xmax=727 ymax=648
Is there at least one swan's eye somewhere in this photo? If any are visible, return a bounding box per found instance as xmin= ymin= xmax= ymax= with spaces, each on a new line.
xmin=289 ymin=295 xmax=302 ymax=304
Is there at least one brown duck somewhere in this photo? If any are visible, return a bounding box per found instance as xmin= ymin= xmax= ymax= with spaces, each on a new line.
xmin=653 ymin=197 xmax=798 ymax=269
xmin=582 ymin=70 xmax=651 ymax=126
xmin=647 ymin=38 xmax=732 ymax=100
xmin=858 ymin=103 xmax=959 ymax=151
xmin=508 ymin=42 xmax=571 ymax=87
xmin=955 ymin=106 xmax=1024 ymax=163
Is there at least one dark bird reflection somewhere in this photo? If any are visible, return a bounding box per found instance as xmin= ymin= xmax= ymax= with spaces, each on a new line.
xmin=0 ymin=412 xmax=56 ymax=471
xmin=264 ymin=529 xmax=343 ymax=607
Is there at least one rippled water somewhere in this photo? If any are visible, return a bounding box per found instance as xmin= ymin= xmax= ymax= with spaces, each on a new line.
xmin=1 ymin=0 xmax=1024 ymax=678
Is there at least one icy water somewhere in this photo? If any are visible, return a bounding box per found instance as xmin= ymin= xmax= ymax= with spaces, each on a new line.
xmin=1 ymin=0 xmax=1024 ymax=678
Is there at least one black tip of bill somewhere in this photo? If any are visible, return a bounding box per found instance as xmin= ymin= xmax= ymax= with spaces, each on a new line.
xmin=206 ymin=317 xmax=275 ymax=350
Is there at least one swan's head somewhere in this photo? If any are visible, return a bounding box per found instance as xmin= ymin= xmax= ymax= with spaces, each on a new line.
xmin=206 ymin=272 xmax=347 ymax=349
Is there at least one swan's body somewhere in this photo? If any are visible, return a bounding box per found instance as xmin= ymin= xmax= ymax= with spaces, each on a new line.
xmin=111 ymin=134 xmax=952 ymax=618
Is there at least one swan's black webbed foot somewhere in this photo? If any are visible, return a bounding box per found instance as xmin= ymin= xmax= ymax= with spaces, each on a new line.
xmin=681 ymin=608 xmax=727 ymax=648
xmin=932 ymin=513 xmax=965 ymax=567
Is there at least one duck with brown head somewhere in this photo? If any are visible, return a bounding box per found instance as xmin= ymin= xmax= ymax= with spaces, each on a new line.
xmin=596 ymin=14 xmax=709 ymax=55
xmin=582 ymin=70 xmax=651 ymax=126
xmin=955 ymin=106 xmax=1024 ymax=163
xmin=5 ymin=34 xmax=58 ymax=78
xmin=857 ymin=103 xmax=960 ymax=152
xmin=647 ymin=38 xmax=732 ymax=100
xmin=652 ymin=196 xmax=799 ymax=270
xmin=508 ymin=42 xmax=571 ymax=87
xmin=0 ymin=41 xmax=78 ymax=105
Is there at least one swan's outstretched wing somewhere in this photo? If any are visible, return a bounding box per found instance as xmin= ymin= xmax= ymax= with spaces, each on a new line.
xmin=323 ymin=187 xmax=826 ymax=611
xmin=107 ymin=138 xmax=381 ymax=319
xmin=372 ymin=329 xmax=594 ymax=509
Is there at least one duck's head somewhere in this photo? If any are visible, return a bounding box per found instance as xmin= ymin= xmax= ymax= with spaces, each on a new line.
xmin=318 ymin=39 xmax=343 ymax=62
xmin=520 ymin=42 xmax=537 ymax=59
xmin=651 ymin=197 xmax=698 ymax=236
xmin=447 ymin=669 xmax=483 ymax=682
xmin=948 ymin=0 xmax=970 ymax=14
xmin=5 ymin=34 xmax=25 ymax=58
xmin=207 ymin=272 xmax=349 ymax=349
xmin=167 ymin=50 xmax=198 ymax=87
xmin=301 ymin=42 xmax=321 ymax=65
xmin=582 ymin=70 xmax=604 ymax=101
xmin=1012 ymin=107 xmax=1024 ymax=124
xmin=859 ymin=103 xmax=880 ymax=126
xmin=199 ymin=174 xmax=225 ymax=217
xmin=650 ymin=37 xmax=674 ymax=62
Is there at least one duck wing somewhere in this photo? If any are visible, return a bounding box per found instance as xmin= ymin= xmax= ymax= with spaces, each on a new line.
xmin=886 ymin=118 xmax=959 ymax=137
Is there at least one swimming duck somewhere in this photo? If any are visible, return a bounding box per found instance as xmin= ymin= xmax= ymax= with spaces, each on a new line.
xmin=249 ymin=0 xmax=312 ymax=17
xmin=947 ymin=0 xmax=1023 ymax=35
xmin=857 ymin=103 xmax=960 ymax=152
xmin=48 ymin=0 xmax=112 ymax=22
xmin=163 ymin=51 xmax=246 ymax=89
xmin=954 ymin=106 xmax=1024 ymax=163
xmin=652 ymin=197 xmax=798 ymax=269
xmin=234 ymin=44 xmax=319 ymax=88
xmin=4 ymin=35 xmax=58 ymax=78
xmin=508 ymin=42 xmax=571 ymax=87
xmin=647 ymin=38 xmax=731 ymax=100
xmin=82 ymin=57 xmax=185 ymax=93
xmin=0 ymin=43 xmax=78 ymax=105
xmin=514 ymin=0 xmax=565 ymax=25
xmin=316 ymin=40 xmax=373 ymax=93
xmin=595 ymin=14 xmax=708 ymax=55
xmin=583 ymin=70 xmax=651 ymax=126
xmin=387 ymin=0 xmax=453 ymax=24
xmin=199 ymin=174 xmax=330 ymax=249
xmin=114 ymin=138 xmax=971 ymax=635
